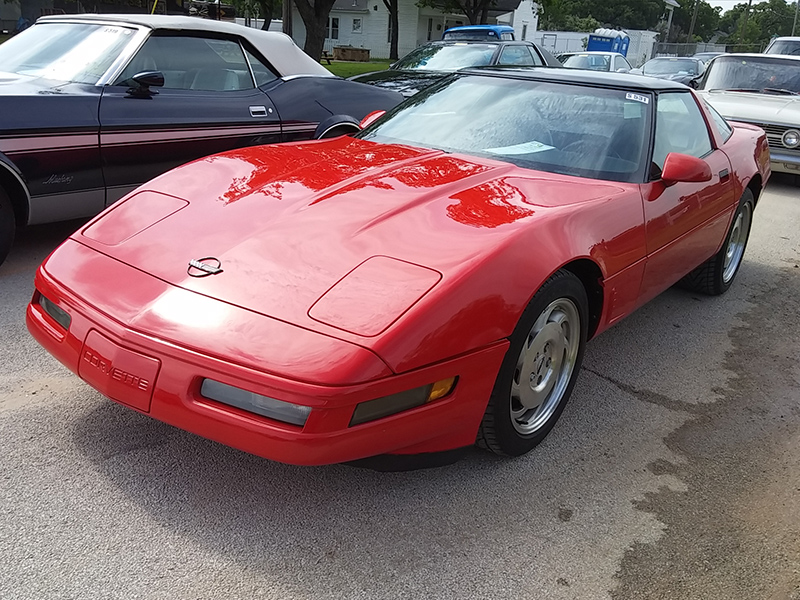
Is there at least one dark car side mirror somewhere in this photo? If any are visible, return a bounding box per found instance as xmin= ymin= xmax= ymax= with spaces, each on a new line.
xmin=688 ymin=76 xmax=701 ymax=89
xmin=128 ymin=71 xmax=165 ymax=97
xmin=661 ymin=152 xmax=712 ymax=185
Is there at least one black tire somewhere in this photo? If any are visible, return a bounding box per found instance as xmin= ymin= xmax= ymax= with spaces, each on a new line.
xmin=0 ymin=188 xmax=15 ymax=267
xmin=679 ymin=187 xmax=754 ymax=296
xmin=478 ymin=270 xmax=589 ymax=457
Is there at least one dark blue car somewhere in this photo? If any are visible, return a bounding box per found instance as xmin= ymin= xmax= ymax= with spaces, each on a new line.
xmin=0 ymin=14 xmax=402 ymax=265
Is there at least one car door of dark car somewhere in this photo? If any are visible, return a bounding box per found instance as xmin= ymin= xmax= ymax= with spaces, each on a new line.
xmin=0 ymin=85 xmax=105 ymax=224
xmin=638 ymin=91 xmax=735 ymax=306
xmin=98 ymin=33 xmax=282 ymax=205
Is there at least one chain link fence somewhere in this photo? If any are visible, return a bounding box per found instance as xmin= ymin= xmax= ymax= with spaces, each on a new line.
xmin=653 ymin=42 xmax=765 ymax=58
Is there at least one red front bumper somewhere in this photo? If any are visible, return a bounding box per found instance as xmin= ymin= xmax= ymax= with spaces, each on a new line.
xmin=27 ymin=241 xmax=507 ymax=466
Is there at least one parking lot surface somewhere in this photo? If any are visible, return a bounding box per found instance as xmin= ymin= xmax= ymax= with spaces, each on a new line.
xmin=1 ymin=176 xmax=798 ymax=599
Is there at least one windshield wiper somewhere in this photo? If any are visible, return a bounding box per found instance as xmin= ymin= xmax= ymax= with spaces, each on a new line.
xmin=761 ymin=87 xmax=800 ymax=96
xmin=723 ymin=88 xmax=761 ymax=92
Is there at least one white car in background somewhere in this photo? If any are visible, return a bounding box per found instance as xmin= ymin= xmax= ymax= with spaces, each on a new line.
xmin=557 ymin=51 xmax=633 ymax=73
xmin=694 ymin=53 xmax=800 ymax=177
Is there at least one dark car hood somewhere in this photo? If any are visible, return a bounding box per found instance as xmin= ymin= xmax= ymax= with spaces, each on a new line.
xmin=645 ymin=72 xmax=693 ymax=85
xmin=349 ymin=69 xmax=447 ymax=97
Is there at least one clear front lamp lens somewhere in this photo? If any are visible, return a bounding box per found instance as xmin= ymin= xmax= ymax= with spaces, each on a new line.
xmin=782 ymin=130 xmax=800 ymax=148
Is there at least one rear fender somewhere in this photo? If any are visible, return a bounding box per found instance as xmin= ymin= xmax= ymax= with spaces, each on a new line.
xmin=0 ymin=152 xmax=31 ymax=226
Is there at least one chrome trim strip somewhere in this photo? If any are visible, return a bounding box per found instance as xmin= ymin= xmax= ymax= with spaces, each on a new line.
xmin=100 ymin=124 xmax=283 ymax=146
xmin=0 ymin=134 xmax=98 ymax=154
xmin=97 ymin=26 xmax=152 ymax=87
xmin=28 ymin=188 xmax=105 ymax=225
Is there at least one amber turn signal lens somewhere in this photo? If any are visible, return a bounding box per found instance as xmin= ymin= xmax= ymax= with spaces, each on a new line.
xmin=427 ymin=376 xmax=457 ymax=402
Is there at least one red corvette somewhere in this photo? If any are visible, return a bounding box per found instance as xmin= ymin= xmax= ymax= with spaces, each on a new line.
xmin=27 ymin=69 xmax=770 ymax=467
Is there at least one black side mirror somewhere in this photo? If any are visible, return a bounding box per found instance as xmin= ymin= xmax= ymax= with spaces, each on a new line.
xmin=128 ymin=71 xmax=165 ymax=97
xmin=688 ymin=76 xmax=700 ymax=90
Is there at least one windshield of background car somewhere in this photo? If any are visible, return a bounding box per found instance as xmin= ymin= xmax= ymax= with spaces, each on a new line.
xmin=443 ymin=31 xmax=499 ymax=41
xmin=0 ymin=23 xmax=137 ymax=84
xmin=644 ymin=58 xmax=700 ymax=75
xmin=701 ymin=56 xmax=800 ymax=93
xmin=562 ymin=54 xmax=610 ymax=71
xmin=392 ymin=44 xmax=496 ymax=71
xmin=765 ymin=39 xmax=800 ymax=55
xmin=359 ymin=75 xmax=653 ymax=183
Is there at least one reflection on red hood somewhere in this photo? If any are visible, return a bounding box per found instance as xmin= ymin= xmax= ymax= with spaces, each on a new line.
xmin=75 ymin=136 xmax=628 ymax=344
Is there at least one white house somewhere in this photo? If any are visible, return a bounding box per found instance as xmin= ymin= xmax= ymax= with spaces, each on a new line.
xmin=289 ymin=0 xmax=539 ymax=59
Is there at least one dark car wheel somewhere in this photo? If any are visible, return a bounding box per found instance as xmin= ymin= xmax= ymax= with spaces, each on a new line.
xmin=679 ymin=187 xmax=754 ymax=296
xmin=478 ymin=270 xmax=588 ymax=456
xmin=0 ymin=188 xmax=15 ymax=267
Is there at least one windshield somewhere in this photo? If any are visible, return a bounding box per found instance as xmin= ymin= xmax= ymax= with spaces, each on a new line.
xmin=562 ymin=54 xmax=610 ymax=71
xmin=701 ymin=56 xmax=800 ymax=93
xmin=766 ymin=40 xmax=800 ymax=55
xmin=0 ymin=22 xmax=136 ymax=84
xmin=643 ymin=58 xmax=700 ymax=75
xmin=359 ymin=75 xmax=652 ymax=183
xmin=393 ymin=44 xmax=496 ymax=71
xmin=443 ymin=31 xmax=500 ymax=41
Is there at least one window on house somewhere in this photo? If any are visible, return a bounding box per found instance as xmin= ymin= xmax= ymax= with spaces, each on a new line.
xmin=353 ymin=18 xmax=362 ymax=33
xmin=327 ymin=17 xmax=339 ymax=40
xmin=387 ymin=16 xmax=393 ymax=43
xmin=427 ymin=18 xmax=433 ymax=41
xmin=521 ymin=24 xmax=528 ymax=40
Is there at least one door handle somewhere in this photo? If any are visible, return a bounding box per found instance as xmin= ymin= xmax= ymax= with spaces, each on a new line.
xmin=249 ymin=105 xmax=270 ymax=117
xmin=719 ymin=168 xmax=730 ymax=181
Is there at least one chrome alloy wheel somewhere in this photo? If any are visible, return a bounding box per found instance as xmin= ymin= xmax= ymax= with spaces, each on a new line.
xmin=722 ymin=201 xmax=753 ymax=284
xmin=510 ymin=298 xmax=581 ymax=435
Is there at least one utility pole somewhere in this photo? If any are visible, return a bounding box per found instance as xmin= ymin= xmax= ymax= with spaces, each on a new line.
xmin=687 ymin=0 xmax=700 ymax=42
xmin=793 ymin=0 xmax=799 ymax=36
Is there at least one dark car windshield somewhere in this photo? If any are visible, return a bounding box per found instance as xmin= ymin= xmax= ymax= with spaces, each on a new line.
xmin=765 ymin=39 xmax=800 ymax=55
xmin=0 ymin=22 xmax=137 ymax=84
xmin=392 ymin=44 xmax=496 ymax=71
xmin=701 ymin=55 xmax=800 ymax=93
xmin=562 ymin=54 xmax=611 ymax=71
xmin=359 ymin=74 xmax=652 ymax=183
xmin=643 ymin=58 xmax=700 ymax=75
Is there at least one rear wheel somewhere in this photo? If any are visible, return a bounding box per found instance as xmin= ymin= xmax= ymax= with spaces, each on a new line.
xmin=679 ymin=188 xmax=754 ymax=296
xmin=478 ymin=270 xmax=588 ymax=456
xmin=0 ymin=188 xmax=15 ymax=267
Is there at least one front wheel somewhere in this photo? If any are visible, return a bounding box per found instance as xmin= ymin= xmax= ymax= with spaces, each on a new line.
xmin=478 ymin=270 xmax=588 ymax=457
xmin=679 ymin=187 xmax=754 ymax=296
xmin=0 ymin=188 xmax=15 ymax=267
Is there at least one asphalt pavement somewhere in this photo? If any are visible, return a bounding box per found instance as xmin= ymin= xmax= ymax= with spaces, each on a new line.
xmin=0 ymin=176 xmax=798 ymax=599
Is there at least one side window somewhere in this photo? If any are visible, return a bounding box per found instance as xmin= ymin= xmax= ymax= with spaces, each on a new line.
xmin=652 ymin=92 xmax=713 ymax=175
xmin=115 ymin=35 xmax=255 ymax=91
xmin=501 ymin=32 xmax=514 ymax=41
xmin=497 ymin=46 xmax=536 ymax=66
xmin=704 ymin=100 xmax=733 ymax=144
xmin=614 ymin=56 xmax=629 ymax=71
xmin=244 ymin=48 xmax=279 ymax=87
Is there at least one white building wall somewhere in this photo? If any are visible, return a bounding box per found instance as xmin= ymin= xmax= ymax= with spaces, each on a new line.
xmin=532 ymin=30 xmax=590 ymax=54
xmin=496 ymin=0 xmax=539 ymax=41
xmin=626 ymin=30 xmax=658 ymax=67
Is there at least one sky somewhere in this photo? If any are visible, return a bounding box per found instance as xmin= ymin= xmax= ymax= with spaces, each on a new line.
xmin=708 ymin=0 xmax=792 ymax=12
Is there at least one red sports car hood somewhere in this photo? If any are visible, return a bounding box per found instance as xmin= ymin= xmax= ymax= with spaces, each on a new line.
xmin=76 ymin=136 xmax=626 ymax=343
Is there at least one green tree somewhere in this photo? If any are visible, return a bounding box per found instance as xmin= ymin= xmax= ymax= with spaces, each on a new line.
xmin=295 ymin=0 xmax=338 ymax=60
xmin=538 ymin=0 xmax=664 ymax=30
xmin=415 ymin=0 xmax=502 ymax=25
xmin=669 ymin=0 xmax=721 ymax=42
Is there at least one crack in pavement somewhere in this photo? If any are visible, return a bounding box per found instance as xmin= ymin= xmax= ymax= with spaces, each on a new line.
xmin=611 ymin=266 xmax=800 ymax=600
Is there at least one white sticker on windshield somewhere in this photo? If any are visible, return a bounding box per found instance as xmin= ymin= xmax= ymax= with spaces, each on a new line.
xmin=485 ymin=141 xmax=555 ymax=155
xmin=626 ymin=92 xmax=650 ymax=104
